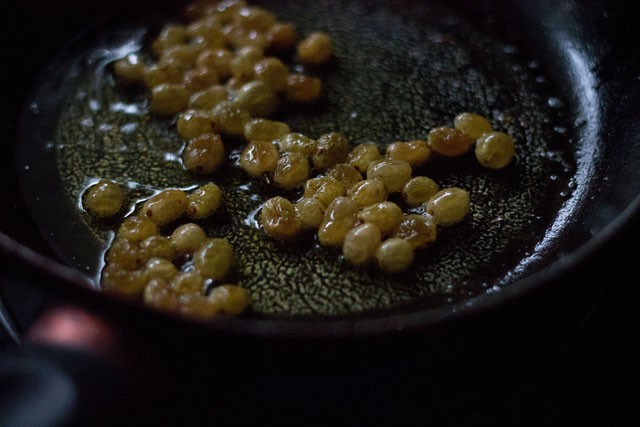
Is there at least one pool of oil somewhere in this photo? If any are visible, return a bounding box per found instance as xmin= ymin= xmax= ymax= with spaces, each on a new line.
xmin=17 ymin=0 xmax=578 ymax=318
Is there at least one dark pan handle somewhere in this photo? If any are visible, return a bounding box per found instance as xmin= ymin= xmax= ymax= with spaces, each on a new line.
xmin=0 ymin=237 xmax=167 ymax=426
xmin=0 ymin=306 xmax=133 ymax=427
xmin=0 ymin=234 xmax=133 ymax=425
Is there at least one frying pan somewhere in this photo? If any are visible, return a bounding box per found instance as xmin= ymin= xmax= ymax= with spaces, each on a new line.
xmin=1 ymin=0 xmax=640 ymax=424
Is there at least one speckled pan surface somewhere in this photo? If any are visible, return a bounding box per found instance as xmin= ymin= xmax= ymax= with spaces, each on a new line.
xmin=17 ymin=0 xmax=581 ymax=319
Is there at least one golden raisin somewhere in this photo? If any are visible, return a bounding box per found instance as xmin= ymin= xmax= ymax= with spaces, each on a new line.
xmin=297 ymin=32 xmax=332 ymax=65
xmin=208 ymin=285 xmax=250 ymax=315
xmin=342 ymin=223 xmax=382 ymax=267
xmin=273 ymin=153 xmax=310 ymax=190
xmin=240 ymin=140 xmax=280 ymax=177
xmin=189 ymin=27 xmax=227 ymax=51
xmin=244 ymin=119 xmax=290 ymax=142
xmin=303 ymin=177 xmax=345 ymax=207
xmin=366 ymin=159 xmax=412 ymax=193
xmin=348 ymin=143 xmax=382 ymax=174
xmin=347 ymin=179 xmax=388 ymax=208
xmin=118 ymin=216 xmax=159 ymax=243
xmin=182 ymin=133 xmax=225 ymax=175
xmin=260 ymin=196 xmax=303 ymax=241
xmin=386 ymin=140 xmax=431 ymax=169
xmin=266 ymin=22 xmax=297 ymax=53
xmin=253 ymin=57 xmax=289 ymax=92
xmin=183 ymin=66 xmax=219 ymax=93
xmin=83 ymin=179 xmax=123 ymax=218
xmin=238 ymin=6 xmax=276 ymax=31
xmin=230 ymin=46 xmax=263 ymax=81
xmin=317 ymin=196 xmax=359 ymax=246
xmin=171 ymin=271 xmax=205 ymax=294
xmin=187 ymin=183 xmax=223 ymax=219
xmin=286 ymin=74 xmax=322 ymax=103
xmin=295 ymin=198 xmax=326 ymax=229
xmin=186 ymin=15 xmax=223 ymax=40
xmin=425 ymin=187 xmax=471 ymax=226
xmin=358 ymin=201 xmax=403 ymax=235
xmin=401 ymin=176 xmax=439 ymax=208
xmin=144 ymin=258 xmax=179 ymax=282
xmin=170 ymin=223 xmax=207 ymax=254
xmin=140 ymin=235 xmax=177 ymax=261
xmin=475 ymin=132 xmax=515 ymax=169
xmin=427 ymin=127 xmax=474 ymax=157
xmin=150 ymin=84 xmax=190 ymax=116
xmin=142 ymin=189 xmax=188 ymax=226
xmin=326 ymin=163 xmax=363 ymax=191
xmin=215 ymin=0 xmax=249 ymax=23
xmin=106 ymin=238 xmax=146 ymax=271
xmin=196 ymin=48 xmax=233 ymax=80
xmin=159 ymin=45 xmax=199 ymax=70
xmin=177 ymin=110 xmax=215 ymax=140
xmin=194 ymin=238 xmax=234 ymax=281
xmin=233 ymin=80 xmax=278 ymax=117
xmin=143 ymin=63 xmax=183 ymax=89
xmin=143 ymin=278 xmax=179 ymax=312
xmin=211 ymin=101 xmax=251 ymax=136
xmin=275 ymin=133 xmax=317 ymax=157
xmin=454 ymin=112 xmax=493 ymax=140
xmin=151 ymin=25 xmax=188 ymax=56
xmin=113 ymin=54 xmax=145 ymax=84
xmin=102 ymin=265 xmax=149 ymax=297
xmin=227 ymin=22 xmax=268 ymax=49
xmin=375 ymin=238 xmax=414 ymax=274
xmin=312 ymin=132 xmax=350 ymax=171
xmin=189 ymin=85 xmax=230 ymax=110
xmin=393 ymin=214 xmax=437 ymax=249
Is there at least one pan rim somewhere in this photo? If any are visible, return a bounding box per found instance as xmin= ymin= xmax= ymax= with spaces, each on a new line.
xmin=1 ymin=189 xmax=637 ymax=340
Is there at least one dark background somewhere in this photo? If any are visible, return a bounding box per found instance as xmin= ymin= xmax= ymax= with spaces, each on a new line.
xmin=2 ymin=0 xmax=640 ymax=425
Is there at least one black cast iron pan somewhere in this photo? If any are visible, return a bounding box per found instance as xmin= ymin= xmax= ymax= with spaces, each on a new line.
xmin=1 ymin=0 xmax=640 ymax=423
xmin=4 ymin=0 xmax=639 ymax=333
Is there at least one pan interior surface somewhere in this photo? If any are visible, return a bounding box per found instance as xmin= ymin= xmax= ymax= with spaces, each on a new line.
xmin=16 ymin=0 xmax=581 ymax=319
